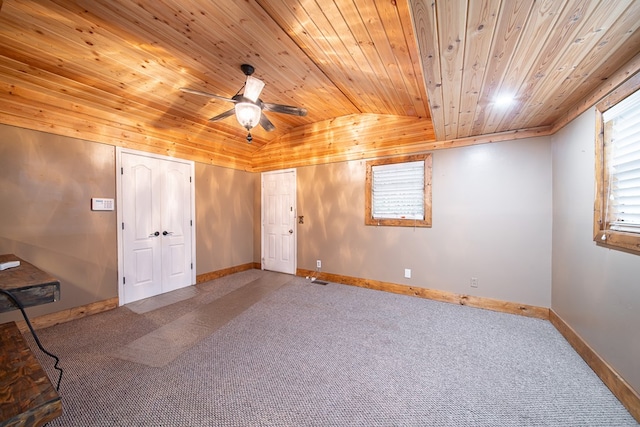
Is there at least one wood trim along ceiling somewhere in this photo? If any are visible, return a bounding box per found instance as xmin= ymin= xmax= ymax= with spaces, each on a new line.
xmin=0 ymin=0 xmax=639 ymax=171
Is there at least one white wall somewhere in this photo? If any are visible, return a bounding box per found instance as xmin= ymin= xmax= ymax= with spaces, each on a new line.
xmin=297 ymin=136 xmax=553 ymax=307
xmin=552 ymin=108 xmax=640 ymax=393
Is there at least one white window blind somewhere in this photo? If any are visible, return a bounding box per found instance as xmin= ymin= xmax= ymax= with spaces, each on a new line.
xmin=371 ymin=160 xmax=425 ymax=220
xmin=603 ymin=89 xmax=640 ymax=233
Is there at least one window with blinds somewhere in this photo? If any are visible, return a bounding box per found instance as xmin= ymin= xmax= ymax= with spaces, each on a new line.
xmin=603 ymin=89 xmax=640 ymax=234
xmin=365 ymin=154 xmax=432 ymax=227
xmin=371 ymin=161 xmax=425 ymax=220
xmin=594 ymin=73 xmax=640 ymax=255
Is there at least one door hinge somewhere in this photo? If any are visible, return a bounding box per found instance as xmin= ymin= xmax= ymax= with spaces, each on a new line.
xmin=121 ymin=167 xmax=124 ymax=175
xmin=190 ymin=176 xmax=192 ymax=183
xmin=190 ymin=219 xmax=193 ymax=226
xmin=122 ymin=222 xmax=124 ymax=230
xmin=123 ymin=277 xmax=126 ymax=285
xmin=190 ymin=263 xmax=193 ymax=270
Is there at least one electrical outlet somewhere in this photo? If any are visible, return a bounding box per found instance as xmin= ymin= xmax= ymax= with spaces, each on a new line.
xmin=317 ymin=260 xmax=322 ymax=269
xmin=404 ymin=268 xmax=412 ymax=279
xmin=470 ymin=277 xmax=478 ymax=288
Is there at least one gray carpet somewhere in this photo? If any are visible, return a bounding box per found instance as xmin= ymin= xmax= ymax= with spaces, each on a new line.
xmin=113 ymin=272 xmax=292 ymax=367
xmin=126 ymin=286 xmax=199 ymax=314
xmin=25 ymin=270 xmax=638 ymax=426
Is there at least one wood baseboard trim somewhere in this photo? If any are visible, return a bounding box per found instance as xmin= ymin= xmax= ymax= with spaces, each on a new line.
xmin=297 ymin=269 xmax=549 ymax=320
xmin=549 ymin=309 xmax=640 ymax=422
xmin=196 ymin=262 xmax=258 ymax=284
xmin=17 ymin=297 xmax=119 ymax=332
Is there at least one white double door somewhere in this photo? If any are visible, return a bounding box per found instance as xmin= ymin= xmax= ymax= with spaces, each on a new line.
xmin=261 ymin=169 xmax=296 ymax=274
xmin=118 ymin=149 xmax=195 ymax=305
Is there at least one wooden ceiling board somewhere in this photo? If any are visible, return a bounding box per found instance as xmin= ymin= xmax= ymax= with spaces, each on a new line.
xmin=482 ymin=0 xmax=565 ymax=134
xmin=72 ymin=0 xmax=326 ymax=127
xmin=251 ymin=113 xmax=436 ymax=171
xmin=435 ymin=0 xmax=468 ymax=140
xmin=470 ymin=0 xmax=539 ymax=136
xmin=345 ymin=0 xmax=430 ymax=118
xmin=336 ymin=0 xmax=405 ymax=115
xmin=62 ymin=0 xmax=350 ymax=133
xmin=0 ymin=0 xmax=639 ymax=170
xmin=537 ymin=0 xmax=640 ymax=127
xmin=457 ymin=0 xmax=502 ymax=138
xmin=257 ymin=0 xmax=390 ymax=115
xmin=499 ymin=0 xmax=615 ymax=132
xmin=408 ymin=0 xmax=446 ymax=139
xmin=0 ymin=1 xmax=245 ymax=136
xmin=394 ymin=0 xmax=432 ymax=120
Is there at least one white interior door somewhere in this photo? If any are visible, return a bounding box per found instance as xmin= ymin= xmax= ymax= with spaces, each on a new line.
xmin=118 ymin=149 xmax=195 ymax=304
xmin=121 ymin=154 xmax=162 ymax=302
xmin=160 ymin=161 xmax=193 ymax=293
xmin=262 ymin=169 xmax=296 ymax=274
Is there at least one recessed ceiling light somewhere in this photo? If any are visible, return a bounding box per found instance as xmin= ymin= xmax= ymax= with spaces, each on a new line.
xmin=494 ymin=94 xmax=515 ymax=107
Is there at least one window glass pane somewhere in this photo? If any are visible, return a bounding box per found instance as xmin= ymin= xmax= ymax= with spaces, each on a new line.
xmin=372 ymin=161 xmax=424 ymax=220
xmin=605 ymin=90 xmax=640 ymax=233
xmin=365 ymin=153 xmax=432 ymax=228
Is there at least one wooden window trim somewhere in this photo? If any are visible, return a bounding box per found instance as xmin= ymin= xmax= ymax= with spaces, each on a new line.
xmin=365 ymin=153 xmax=432 ymax=227
xmin=593 ymin=71 xmax=640 ymax=255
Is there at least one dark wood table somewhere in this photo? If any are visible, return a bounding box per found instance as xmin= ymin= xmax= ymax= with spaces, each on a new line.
xmin=0 ymin=322 xmax=63 ymax=427
xmin=0 ymin=254 xmax=60 ymax=313
xmin=1 ymin=254 xmax=62 ymax=426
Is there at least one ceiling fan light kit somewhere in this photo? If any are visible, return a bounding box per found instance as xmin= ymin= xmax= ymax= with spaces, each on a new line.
xmin=235 ymin=101 xmax=261 ymax=128
xmin=243 ymin=75 xmax=265 ymax=102
xmin=180 ymin=64 xmax=307 ymax=143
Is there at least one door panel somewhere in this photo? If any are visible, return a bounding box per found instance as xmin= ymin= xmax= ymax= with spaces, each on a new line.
xmin=132 ymin=248 xmax=154 ymax=285
xmin=262 ymin=170 xmax=296 ymax=274
xmin=161 ymin=161 xmax=192 ymax=292
xmin=122 ymin=156 xmax=162 ymax=302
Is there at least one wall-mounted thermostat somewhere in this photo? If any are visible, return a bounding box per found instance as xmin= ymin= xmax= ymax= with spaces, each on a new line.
xmin=91 ymin=198 xmax=114 ymax=211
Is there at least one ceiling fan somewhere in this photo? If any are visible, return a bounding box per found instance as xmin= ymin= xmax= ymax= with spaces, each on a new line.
xmin=180 ymin=64 xmax=307 ymax=143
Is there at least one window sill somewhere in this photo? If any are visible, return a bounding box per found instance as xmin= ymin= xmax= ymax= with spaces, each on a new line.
xmin=594 ymin=230 xmax=640 ymax=255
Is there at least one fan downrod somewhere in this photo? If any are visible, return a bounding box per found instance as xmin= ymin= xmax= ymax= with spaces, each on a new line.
xmin=240 ymin=64 xmax=255 ymax=76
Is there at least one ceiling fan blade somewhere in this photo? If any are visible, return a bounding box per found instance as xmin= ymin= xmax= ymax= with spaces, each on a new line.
xmin=208 ymin=108 xmax=236 ymax=122
xmin=263 ymin=102 xmax=307 ymax=116
xmin=259 ymin=112 xmax=276 ymax=132
xmin=243 ymin=76 xmax=265 ymax=102
xmin=179 ymin=87 xmax=237 ymax=103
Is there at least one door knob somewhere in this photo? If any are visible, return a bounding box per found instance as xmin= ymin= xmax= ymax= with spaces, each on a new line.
xmin=148 ymin=231 xmax=160 ymax=237
xmin=289 ymin=229 xmax=293 ymax=234
xmin=163 ymin=231 xmax=173 ymax=236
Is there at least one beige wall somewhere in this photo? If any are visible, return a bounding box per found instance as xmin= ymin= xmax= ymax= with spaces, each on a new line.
xmin=253 ymin=173 xmax=262 ymax=263
xmin=552 ymin=109 xmax=640 ymax=393
xmin=195 ymin=161 xmax=255 ymax=273
xmin=0 ymin=125 xmax=118 ymax=323
xmin=295 ymin=137 xmax=553 ymax=307
xmin=0 ymin=124 xmax=255 ymax=323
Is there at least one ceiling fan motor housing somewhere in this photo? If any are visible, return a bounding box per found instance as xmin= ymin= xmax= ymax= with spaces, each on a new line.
xmin=240 ymin=64 xmax=255 ymax=76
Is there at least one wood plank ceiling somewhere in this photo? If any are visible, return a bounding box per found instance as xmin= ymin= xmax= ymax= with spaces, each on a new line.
xmin=0 ymin=0 xmax=639 ymax=171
